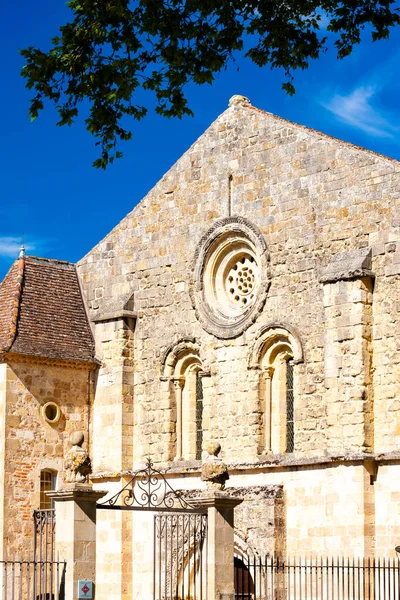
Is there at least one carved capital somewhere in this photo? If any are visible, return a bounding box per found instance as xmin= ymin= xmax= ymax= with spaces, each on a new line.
xmin=262 ymin=367 xmax=274 ymax=380
xmin=173 ymin=377 xmax=184 ymax=390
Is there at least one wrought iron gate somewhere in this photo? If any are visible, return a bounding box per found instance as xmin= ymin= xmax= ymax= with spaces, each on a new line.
xmin=154 ymin=511 xmax=207 ymax=600
xmin=97 ymin=458 xmax=208 ymax=600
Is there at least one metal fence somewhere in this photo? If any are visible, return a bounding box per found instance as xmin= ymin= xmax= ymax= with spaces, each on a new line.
xmin=33 ymin=509 xmax=56 ymax=564
xmin=0 ymin=556 xmax=66 ymax=600
xmin=235 ymin=555 xmax=400 ymax=600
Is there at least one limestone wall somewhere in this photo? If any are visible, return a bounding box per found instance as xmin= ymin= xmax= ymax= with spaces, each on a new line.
xmin=374 ymin=463 xmax=400 ymax=554
xmin=77 ymin=101 xmax=400 ymax=469
xmin=2 ymin=359 xmax=93 ymax=555
xmin=162 ymin=462 xmax=376 ymax=557
xmin=231 ymin=463 xmax=373 ymax=557
xmin=0 ymin=364 xmax=7 ymax=560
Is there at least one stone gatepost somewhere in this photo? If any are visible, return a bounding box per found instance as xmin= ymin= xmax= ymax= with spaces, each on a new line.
xmin=199 ymin=443 xmax=243 ymax=600
xmin=48 ymin=433 xmax=107 ymax=600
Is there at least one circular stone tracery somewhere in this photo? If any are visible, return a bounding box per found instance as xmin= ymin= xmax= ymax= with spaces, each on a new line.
xmin=227 ymin=256 xmax=256 ymax=305
xmin=190 ymin=217 xmax=269 ymax=339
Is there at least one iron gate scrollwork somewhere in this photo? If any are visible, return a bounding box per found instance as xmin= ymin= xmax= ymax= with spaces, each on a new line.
xmin=97 ymin=457 xmax=199 ymax=512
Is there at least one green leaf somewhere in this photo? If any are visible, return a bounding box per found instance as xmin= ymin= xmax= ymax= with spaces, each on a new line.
xmin=19 ymin=0 xmax=400 ymax=168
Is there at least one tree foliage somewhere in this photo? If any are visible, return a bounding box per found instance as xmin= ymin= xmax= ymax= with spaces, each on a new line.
xmin=20 ymin=0 xmax=400 ymax=168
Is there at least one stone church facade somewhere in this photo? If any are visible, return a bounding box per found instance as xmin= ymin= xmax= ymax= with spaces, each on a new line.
xmin=0 ymin=95 xmax=400 ymax=593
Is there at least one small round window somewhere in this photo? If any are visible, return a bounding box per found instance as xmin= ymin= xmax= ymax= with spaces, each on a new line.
xmin=41 ymin=402 xmax=61 ymax=424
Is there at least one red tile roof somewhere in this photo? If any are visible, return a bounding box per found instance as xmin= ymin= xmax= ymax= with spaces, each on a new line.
xmin=0 ymin=256 xmax=96 ymax=363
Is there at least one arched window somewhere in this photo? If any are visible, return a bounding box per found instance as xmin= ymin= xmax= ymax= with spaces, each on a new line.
xmin=162 ymin=340 xmax=206 ymax=461
xmin=40 ymin=469 xmax=57 ymax=510
xmin=249 ymin=324 xmax=303 ymax=455
xmin=174 ymin=360 xmax=203 ymax=461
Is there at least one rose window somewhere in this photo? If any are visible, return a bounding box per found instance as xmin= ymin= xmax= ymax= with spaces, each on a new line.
xmin=191 ymin=217 xmax=269 ymax=338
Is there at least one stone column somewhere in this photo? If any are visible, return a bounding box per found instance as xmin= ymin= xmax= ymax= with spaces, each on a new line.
xmin=48 ymin=485 xmax=107 ymax=600
xmin=262 ymin=367 xmax=274 ymax=454
xmin=200 ymin=491 xmax=243 ymax=600
xmin=173 ymin=378 xmax=184 ymax=460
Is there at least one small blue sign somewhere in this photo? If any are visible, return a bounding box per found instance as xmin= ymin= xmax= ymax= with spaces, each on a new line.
xmin=78 ymin=580 xmax=93 ymax=599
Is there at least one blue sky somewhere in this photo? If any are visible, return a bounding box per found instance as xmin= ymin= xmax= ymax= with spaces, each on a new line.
xmin=1 ymin=1 xmax=400 ymax=280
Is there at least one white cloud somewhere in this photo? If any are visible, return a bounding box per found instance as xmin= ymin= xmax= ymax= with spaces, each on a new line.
xmin=322 ymin=86 xmax=398 ymax=138
xmin=0 ymin=236 xmax=46 ymax=259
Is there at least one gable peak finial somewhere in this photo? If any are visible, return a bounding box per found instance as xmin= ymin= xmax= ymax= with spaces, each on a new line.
xmin=19 ymin=233 xmax=25 ymax=258
xmin=229 ymin=94 xmax=251 ymax=107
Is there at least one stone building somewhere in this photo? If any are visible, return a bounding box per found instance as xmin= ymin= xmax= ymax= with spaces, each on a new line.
xmin=0 ymin=95 xmax=400 ymax=596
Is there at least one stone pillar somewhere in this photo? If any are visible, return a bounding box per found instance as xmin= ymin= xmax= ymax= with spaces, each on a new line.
xmin=91 ymin=310 xmax=135 ymax=474
xmin=48 ymin=485 xmax=107 ymax=600
xmin=200 ymin=491 xmax=243 ymax=600
xmin=320 ymin=249 xmax=374 ymax=454
xmin=199 ymin=442 xmax=243 ymax=600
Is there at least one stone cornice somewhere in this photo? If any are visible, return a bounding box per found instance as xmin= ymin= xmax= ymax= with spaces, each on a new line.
xmin=91 ymin=310 xmax=136 ymax=323
xmin=319 ymin=248 xmax=374 ymax=283
xmin=90 ymin=452 xmax=400 ymax=481
xmin=90 ymin=470 xmax=133 ymax=482
xmin=47 ymin=485 xmax=108 ymax=502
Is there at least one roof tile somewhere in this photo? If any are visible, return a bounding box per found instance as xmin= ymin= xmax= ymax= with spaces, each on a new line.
xmin=0 ymin=256 xmax=95 ymax=363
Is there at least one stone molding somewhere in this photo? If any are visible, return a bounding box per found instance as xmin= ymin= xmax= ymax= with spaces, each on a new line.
xmin=319 ymin=248 xmax=374 ymax=283
xmin=182 ymin=484 xmax=282 ymax=502
xmin=160 ymin=337 xmax=211 ymax=380
xmin=160 ymin=336 xmax=198 ymax=380
xmin=190 ymin=216 xmax=270 ymax=339
xmin=248 ymin=321 xmax=304 ymax=369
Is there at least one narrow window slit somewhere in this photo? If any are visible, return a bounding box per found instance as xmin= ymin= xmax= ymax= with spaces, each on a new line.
xmin=195 ymin=372 xmax=203 ymax=460
xmin=228 ymin=174 xmax=233 ymax=216
xmin=286 ymin=360 xmax=294 ymax=453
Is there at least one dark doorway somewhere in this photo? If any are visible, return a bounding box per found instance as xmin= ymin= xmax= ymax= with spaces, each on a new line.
xmin=234 ymin=556 xmax=255 ymax=599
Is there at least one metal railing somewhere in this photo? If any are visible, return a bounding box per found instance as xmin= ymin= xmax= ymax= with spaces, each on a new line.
xmin=235 ymin=555 xmax=400 ymax=600
xmin=0 ymin=556 xmax=66 ymax=600
xmin=33 ymin=509 xmax=56 ymax=564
